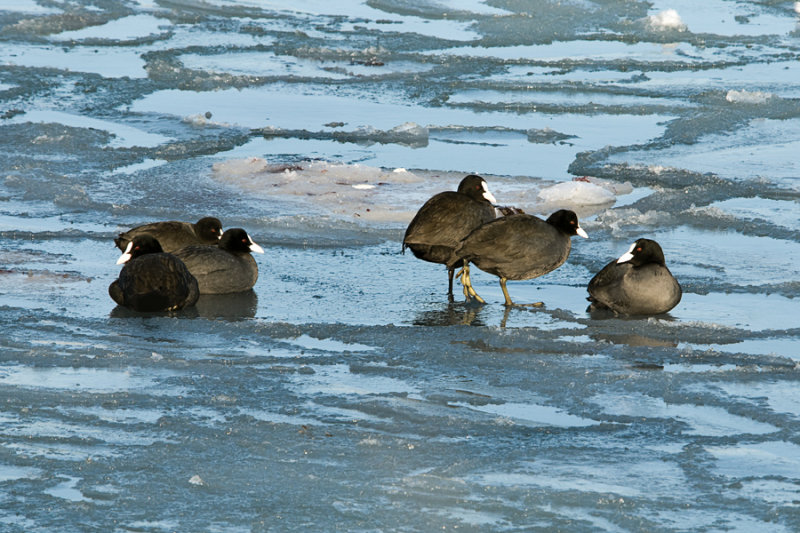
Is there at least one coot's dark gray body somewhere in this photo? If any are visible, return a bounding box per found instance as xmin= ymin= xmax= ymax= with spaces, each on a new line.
xmin=450 ymin=210 xmax=587 ymax=306
xmin=173 ymin=228 xmax=264 ymax=294
xmin=403 ymin=174 xmax=497 ymax=295
xmin=109 ymin=235 xmax=199 ymax=312
xmin=115 ymin=217 xmax=222 ymax=253
xmin=588 ymin=238 xmax=681 ymax=315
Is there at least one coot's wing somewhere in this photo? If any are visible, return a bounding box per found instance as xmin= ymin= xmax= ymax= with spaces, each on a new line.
xmin=456 ymin=214 xmax=548 ymax=266
xmin=587 ymin=260 xmax=629 ymax=307
xmin=404 ymin=193 xmax=494 ymax=248
xmin=588 ymin=260 xmax=621 ymax=291
xmin=623 ymin=264 xmax=683 ymax=314
xmin=108 ymin=280 xmax=125 ymax=306
xmin=160 ymin=255 xmax=199 ymax=297
xmin=173 ymin=246 xmax=233 ymax=278
xmin=115 ymin=221 xmax=195 ymax=252
xmin=111 ymin=254 xmax=197 ymax=311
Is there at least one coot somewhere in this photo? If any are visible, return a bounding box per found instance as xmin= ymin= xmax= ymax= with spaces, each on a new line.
xmin=450 ymin=210 xmax=588 ymax=306
xmin=109 ymin=235 xmax=199 ymax=312
xmin=588 ymin=238 xmax=681 ymax=315
xmin=403 ymin=174 xmax=497 ymax=296
xmin=115 ymin=216 xmax=222 ymax=253
xmin=173 ymin=228 xmax=264 ymax=294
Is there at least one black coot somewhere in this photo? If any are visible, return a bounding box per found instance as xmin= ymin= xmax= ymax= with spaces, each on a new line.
xmin=109 ymin=235 xmax=199 ymax=312
xmin=403 ymin=174 xmax=497 ymax=296
xmin=450 ymin=210 xmax=588 ymax=306
xmin=115 ymin=217 xmax=222 ymax=253
xmin=173 ymin=228 xmax=264 ymax=294
xmin=588 ymin=238 xmax=681 ymax=315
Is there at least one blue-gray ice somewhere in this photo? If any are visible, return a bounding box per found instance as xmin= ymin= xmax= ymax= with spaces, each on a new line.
xmin=1 ymin=0 xmax=799 ymax=531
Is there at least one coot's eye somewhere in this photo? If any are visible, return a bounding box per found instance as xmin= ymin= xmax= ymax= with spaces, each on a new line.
xmin=636 ymin=247 xmax=642 ymax=252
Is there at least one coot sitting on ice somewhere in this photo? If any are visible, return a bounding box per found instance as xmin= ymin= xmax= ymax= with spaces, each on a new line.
xmin=173 ymin=228 xmax=264 ymax=294
xmin=588 ymin=238 xmax=681 ymax=315
xmin=115 ymin=216 xmax=222 ymax=253
xmin=109 ymin=235 xmax=199 ymax=312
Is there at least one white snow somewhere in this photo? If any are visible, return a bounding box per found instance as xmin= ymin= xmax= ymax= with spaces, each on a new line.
xmin=725 ymin=89 xmax=774 ymax=104
xmin=647 ymin=9 xmax=687 ymax=31
xmin=537 ymin=179 xmax=617 ymax=206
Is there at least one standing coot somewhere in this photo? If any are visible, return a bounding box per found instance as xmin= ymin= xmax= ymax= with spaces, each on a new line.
xmin=173 ymin=228 xmax=264 ymax=294
xmin=403 ymin=174 xmax=497 ymax=297
xmin=114 ymin=216 xmax=222 ymax=253
xmin=109 ymin=235 xmax=199 ymax=312
xmin=450 ymin=210 xmax=588 ymax=306
xmin=588 ymin=238 xmax=681 ymax=315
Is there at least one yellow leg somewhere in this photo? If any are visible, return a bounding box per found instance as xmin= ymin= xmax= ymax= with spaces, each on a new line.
xmin=465 ymin=271 xmax=485 ymax=304
xmin=501 ymin=278 xmax=542 ymax=307
xmin=459 ymin=265 xmax=470 ymax=300
xmin=500 ymin=278 xmax=513 ymax=306
xmin=459 ymin=263 xmax=485 ymax=304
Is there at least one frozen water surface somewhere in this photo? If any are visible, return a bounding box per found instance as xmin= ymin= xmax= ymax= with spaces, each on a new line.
xmin=591 ymin=392 xmax=780 ymax=436
xmin=458 ymin=401 xmax=600 ymax=428
xmin=50 ymin=14 xmax=172 ymax=42
xmin=180 ymin=51 xmax=350 ymax=79
xmin=10 ymin=109 xmax=172 ymax=148
xmin=647 ymin=0 xmax=799 ymax=36
xmin=0 ymin=0 xmax=60 ymax=15
xmin=707 ymin=441 xmax=800 ymax=478
xmin=608 ymin=117 xmax=800 ymax=185
xmin=1 ymin=0 xmax=800 ymax=531
xmin=43 ymin=476 xmax=88 ymax=502
xmin=0 ymin=43 xmax=149 ymax=78
xmin=430 ymin=40 xmax=742 ymax=63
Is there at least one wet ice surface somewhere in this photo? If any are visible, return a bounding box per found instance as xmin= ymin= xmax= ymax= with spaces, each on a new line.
xmin=1 ymin=0 xmax=800 ymax=531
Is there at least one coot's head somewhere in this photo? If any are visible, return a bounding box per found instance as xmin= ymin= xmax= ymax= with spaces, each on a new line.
xmin=617 ymin=238 xmax=666 ymax=267
xmin=457 ymin=174 xmax=497 ymax=205
xmin=116 ymin=235 xmax=164 ymax=265
xmin=220 ymin=228 xmax=265 ymax=254
xmin=196 ymin=217 xmax=223 ymax=241
xmin=546 ymin=209 xmax=588 ymax=238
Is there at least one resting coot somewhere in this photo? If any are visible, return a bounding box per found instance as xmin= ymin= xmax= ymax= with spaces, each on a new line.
xmin=588 ymin=238 xmax=681 ymax=315
xmin=114 ymin=216 xmax=222 ymax=253
xmin=173 ymin=228 xmax=264 ymax=294
xmin=109 ymin=235 xmax=199 ymax=312
xmin=403 ymin=174 xmax=497 ymax=296
xmin=450 ymin=209 xmax=588 ymax=306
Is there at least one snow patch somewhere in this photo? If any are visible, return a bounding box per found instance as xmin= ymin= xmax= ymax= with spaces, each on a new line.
xmin=210 ymin=158 xmax=425 ymax=223
xmin=648 ymin=9 xmax=687 ymax=31
xmin=538 ymin=181 xmax=615 ymax=206
xmin=725 ymin=90 xmax=774 ymax=105
xmin=537 ymin=177 xmax=631 ymax=207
